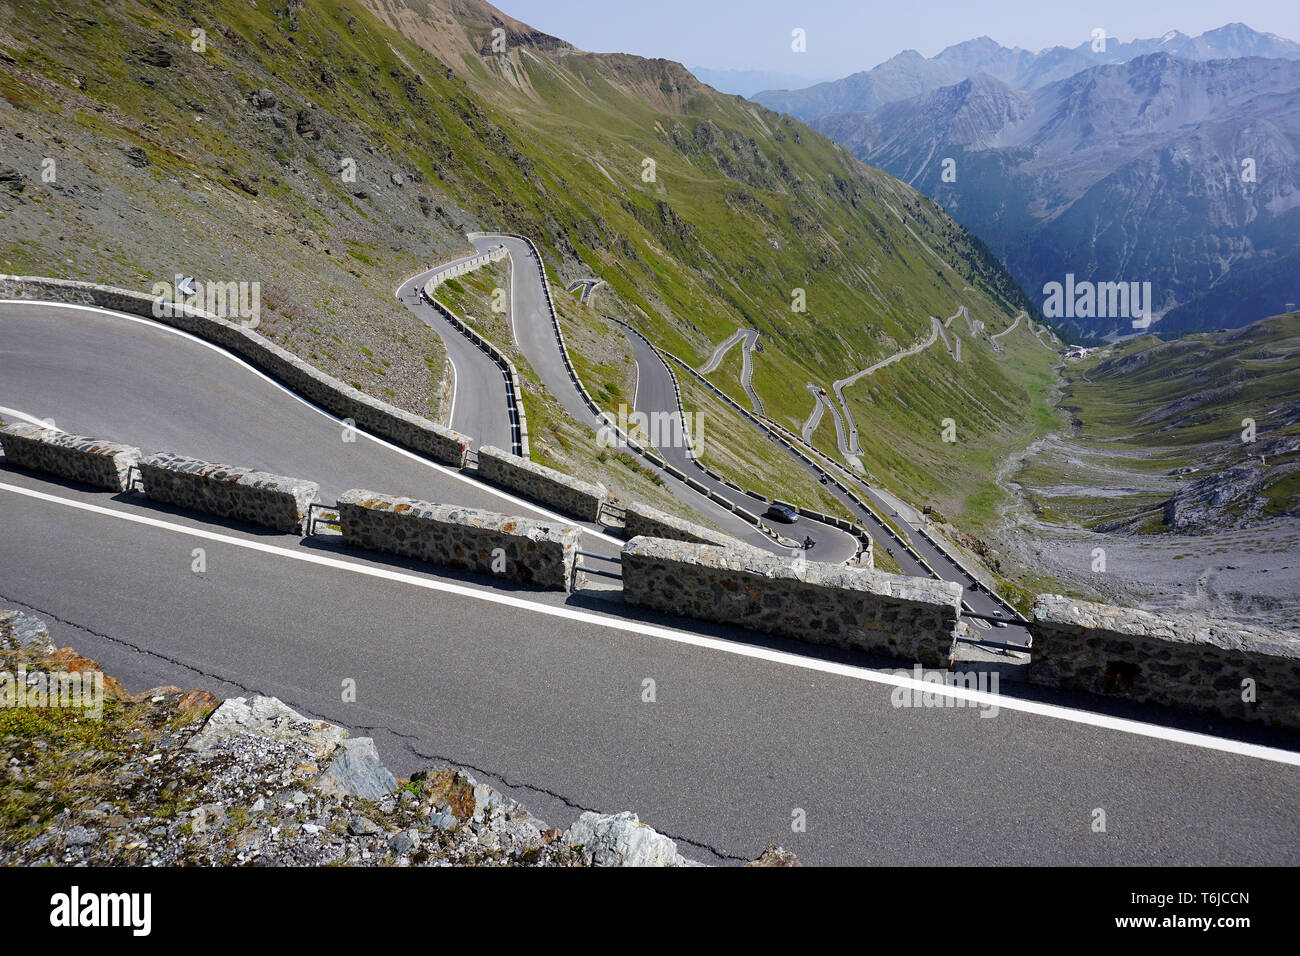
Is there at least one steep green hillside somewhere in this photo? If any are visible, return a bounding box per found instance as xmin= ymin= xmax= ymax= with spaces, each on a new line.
xmin=0 ymin=0 xmax=1054 ymax=527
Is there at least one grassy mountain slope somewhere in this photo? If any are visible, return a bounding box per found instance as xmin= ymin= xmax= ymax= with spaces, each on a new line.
xmin=1 ymin=0 xmax=1055 ymax=528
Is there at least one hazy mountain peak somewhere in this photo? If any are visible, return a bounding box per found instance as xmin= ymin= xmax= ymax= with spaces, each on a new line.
xmin=753 ymin=22 xmax=1300 ymax=121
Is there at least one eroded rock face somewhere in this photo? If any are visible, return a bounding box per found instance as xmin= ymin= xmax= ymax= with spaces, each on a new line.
xmin=565 ymin=811 xmax=693 ymax=867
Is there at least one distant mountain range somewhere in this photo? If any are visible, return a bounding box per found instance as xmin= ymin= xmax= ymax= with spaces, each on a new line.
xmin=687 ymin=67 xmax=835 ymax=100
xmin=754 ymin=23 xmax=1300 ymax=120
xmin=753 ymin=25 xmax=1300 ymax=340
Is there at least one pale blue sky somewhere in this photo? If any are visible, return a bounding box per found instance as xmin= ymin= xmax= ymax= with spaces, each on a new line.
xmin=500 ymin=0 xmax=1300 ymax=79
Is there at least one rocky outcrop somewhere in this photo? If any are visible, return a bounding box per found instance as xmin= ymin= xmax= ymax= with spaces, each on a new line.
xmin=0 ymin=642 xmax=713 ymax=867
xmin=564 ymin=811 xmax=694 ymax=867
xmin=185 ymin=695 xmax=348 ymax=758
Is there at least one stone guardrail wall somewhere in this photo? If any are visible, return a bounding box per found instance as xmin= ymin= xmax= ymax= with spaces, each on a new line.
xmin=476 ymin=444 xmax=607 ymax=522
xmin=336 ymin=489 xmax=580 ymax=592
xmin=0 ymin=423 xmax=141 ymax=492
xmin=421 ymin=272 xmax=530 ymax=459
xmin=624 ymin=502 xmax=753 ymax=550
xmin=1030 ymin=595 xmax=1300 ymax=731
xmin=1 ymin=276 xmax=471 ymax=468
xmin=622 ymin=536 xmax=963 ymax=666
xmin=139 ymin=453 xmax=320 ymax=536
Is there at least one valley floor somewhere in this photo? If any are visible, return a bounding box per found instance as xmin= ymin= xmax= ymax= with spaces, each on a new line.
xmin=994 ymin=432 xmax=1300 ymax=627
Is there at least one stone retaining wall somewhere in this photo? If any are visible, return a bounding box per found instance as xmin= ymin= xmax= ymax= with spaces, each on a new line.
xmin=622 ymin=537 xmax=962 ymax=666
xmin=1030 ymin=595 xmax=1300 ymax=731
xmin=624 ymin=502 xmax=751 ymax=550
xmin=139 ymin=453 xmax=319 ymax=535
xmin=1 ymin=276 xmax=470 ymax=467
xmin=336 ymin=489 xmax=580 ymax=591
xmin=0 ymin=423 xmax=141 ymax=492
xmin=476 ymin=445 xmax=607 ymax=522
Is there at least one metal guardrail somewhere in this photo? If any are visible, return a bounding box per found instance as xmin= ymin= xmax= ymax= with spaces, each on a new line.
xmin=577 ymin=548 xmax=622 ymax=579
xmin=955 ymin=635 xmax=1032 ymax=654
xmin=306 ymin=500 xmax=340 ymax=536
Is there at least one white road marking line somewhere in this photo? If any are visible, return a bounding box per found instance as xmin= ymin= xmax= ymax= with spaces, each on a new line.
xmin=4 ymin=478 xmax=1298 ymax=769
xmin=0 ymin=300 xmax=623 ymax=546
xmin=446 ymin=355 xmax=459 ymax=430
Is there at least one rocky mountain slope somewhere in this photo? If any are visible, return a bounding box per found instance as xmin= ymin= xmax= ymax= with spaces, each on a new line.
xmin=754 ymin=23 xmax=1300 ymax=120
xmin=810 ymin=54 xmax=1300 ymax=340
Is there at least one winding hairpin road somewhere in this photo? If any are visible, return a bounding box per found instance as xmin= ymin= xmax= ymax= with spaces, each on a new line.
xmin=2 ymin=250 xmax=1295 ymax=866
xmin=698 ymin=327 xmax=765 ymax=415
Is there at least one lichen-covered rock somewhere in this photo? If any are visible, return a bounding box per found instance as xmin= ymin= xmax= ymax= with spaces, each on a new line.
xmin=0 ymin=609 xmax=54 ymax=653
xmin=314 ymin=737 xmax=398 ymax=801
xmin=0 ymin=422 xmax=141 ymax=491
xmin=565 ymin=811 xmax=694 ymax=867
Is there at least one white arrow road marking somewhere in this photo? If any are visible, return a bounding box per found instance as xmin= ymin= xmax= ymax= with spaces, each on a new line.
xmin=3 ymin=479 xmax=1298 ymax=769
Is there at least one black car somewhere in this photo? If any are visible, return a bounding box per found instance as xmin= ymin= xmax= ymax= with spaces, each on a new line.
xmin=765 ymin=503 xmax=798 ymax=523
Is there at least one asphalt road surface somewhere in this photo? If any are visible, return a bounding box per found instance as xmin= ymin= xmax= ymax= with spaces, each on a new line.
xmin=619 ymin=322 xmax=858 ymax=560
xmin=1 ymin=467 xmax=1296 ymax=866
xmin=395 ymin=258 xmax=514 ymax=452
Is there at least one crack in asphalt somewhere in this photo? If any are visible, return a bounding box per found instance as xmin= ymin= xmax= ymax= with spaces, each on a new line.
xmin=345 ymin=727 xmax=750 ymax=863
xmin=0 ymin=591 xmax=261 ymax=695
